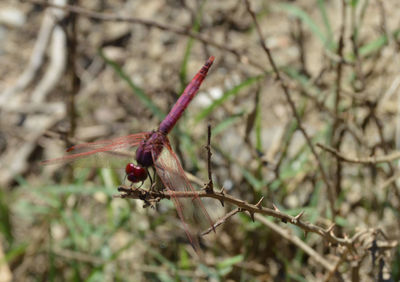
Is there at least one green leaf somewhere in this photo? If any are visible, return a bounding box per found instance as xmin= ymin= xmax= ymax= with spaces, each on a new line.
xmin=359 ymin=29 xmax=400 ymax=57
xmin=277 ymin=3 xmax=335 ymax=50
xmin=218 ymin=266 xmax=233 ymax=276
xmin=269 ymin=179 xmax=282 ymax=191
xmin=217 ymin=254 xmax=244 ymax=269
xmin=99 ymin=49 xmax=165 ymax=120
xmin=0 ymin=190 xmax=12 ymax=244
xmin=335 ymin=216 xmax=348 ymax=227
xmin=99 ymin=168 xmax=119 ymax=187
xmin=213 ymin=112 xmax=244 ymax=136
xmin=178 ymin=245 xmax=190 ymax=269
xmin=241 ymin=168 xmax=266 ymax=191
xmin=359 ymin=35 xmax=387 ymax=56
xmin=194 ymin=75 xmax=263 ymax=123
xmin=2 ymin=243 xmax=27 ymax=264
xmin=317 ymin=0 xmax=334 ymax=49
xmin=179 ymin=1 xmax=206 ymax=88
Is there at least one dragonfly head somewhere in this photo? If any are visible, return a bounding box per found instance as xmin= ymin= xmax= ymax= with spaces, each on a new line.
xmin=125 ymin=163 xmax=147 ymax=183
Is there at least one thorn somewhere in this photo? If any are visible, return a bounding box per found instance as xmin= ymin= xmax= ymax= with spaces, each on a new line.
xmin=219 ymin=199 xmax=225 ymax=207
xmin=203 ymin=181 xmax=214 ymax=194
xmin=249 ymin=211 xmax=255 ymax=222
xmin=327 ymin=223 xmax=336 ymax=233
xmin=272 ymin=203 xmax=280 ymax=211
xmin=255 ymin=196 xmax=264 ymax=208
xmin=294 ymin=210 xmax=305 ymax=221
xmin=220 ymin=186 xmax=225 ymax=195
xmin=304 ymin=231 xmax=308 ymax=238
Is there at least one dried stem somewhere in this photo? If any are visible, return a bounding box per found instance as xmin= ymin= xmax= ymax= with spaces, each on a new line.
xmin=201 ymin=208 xmax=241 ymax=236
xmin=66 ymin=0 xmax=79 ymax=142
xmin=254 ymin=214 xmax=336 ymax=272
xmin=243 ymin=0 xmax=336 ymax=216
xmin=204 ymin=124 xmax=214 ymax=193
xmin=331 ymin=0 xmax=347 ymax=202
xmin=323 ymin=248 xmax=348 ymax=282
xmin=317 ymin=143 xmax=400 ymax=164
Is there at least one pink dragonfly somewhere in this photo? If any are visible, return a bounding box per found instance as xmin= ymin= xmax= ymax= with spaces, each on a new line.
xmin=42 ymin=56 xmax=216 ymax=251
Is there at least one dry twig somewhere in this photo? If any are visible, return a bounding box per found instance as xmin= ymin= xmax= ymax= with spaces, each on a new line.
xmin=204 ymin=124 xmax=214 ymax=193
xmin=317 ymin=142 xmax=400 ymax=164
xmin=254 ymin=213 xmax=337 ymax=272
xmin=330 ymin=0 xmax=347 ymax=202
xmin=243 ymin=0 xmax=336 ymax=215
xmin=201 ymin=208 xmax=241 ymax=236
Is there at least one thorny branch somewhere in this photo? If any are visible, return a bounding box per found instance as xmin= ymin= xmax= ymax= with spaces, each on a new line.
xmin=117 ymin=185 xmax=358 ymax=248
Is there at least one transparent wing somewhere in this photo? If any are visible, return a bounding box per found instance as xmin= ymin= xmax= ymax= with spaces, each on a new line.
xmin=152 ymin=137 xmax=215 ymax=251
xmin=41 ymin=132 xmax=148 ymax=168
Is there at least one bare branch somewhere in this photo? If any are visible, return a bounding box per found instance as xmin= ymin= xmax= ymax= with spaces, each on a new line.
xmin=203 ymin=124 xmax=214 ymax=193
xmin=254 ymin=214 xmax=336 ymax=272
xmin=201 ymin=208 xmax=241 ymax=236
xmin=317 ymin=143 xmax=400 ymax=164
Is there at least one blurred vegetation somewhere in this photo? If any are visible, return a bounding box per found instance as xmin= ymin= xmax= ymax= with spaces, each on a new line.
xmin=1 ymin=0 xmax=400 ymax=281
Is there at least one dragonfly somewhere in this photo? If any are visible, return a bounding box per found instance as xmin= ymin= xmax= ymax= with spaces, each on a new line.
xmin=42 ymin=56 xmax=216 ymax=251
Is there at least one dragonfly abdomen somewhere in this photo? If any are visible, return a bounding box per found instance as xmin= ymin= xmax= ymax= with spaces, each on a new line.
xmin=159 ymin=56 xmax=215 ymax=135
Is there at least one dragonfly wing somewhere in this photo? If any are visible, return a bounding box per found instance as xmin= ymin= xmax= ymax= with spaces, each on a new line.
xmin=152 ymin=137 xmax=215 ymax=251
xmin=41 ymin=132 xmax=148 ymax=168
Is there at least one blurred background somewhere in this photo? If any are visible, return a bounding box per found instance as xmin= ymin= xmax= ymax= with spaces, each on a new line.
xmin=1 ymin=0 xmax=400 ymax=281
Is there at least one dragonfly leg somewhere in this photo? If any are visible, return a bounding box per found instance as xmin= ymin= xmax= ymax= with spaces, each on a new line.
xmin=123 ymin=174 xmax=132 ymax=188
xmin=123 ymin=174 xmax=135 ymax=189
xmin=152 ymin=168 xmax=156 ymax=184
xmin=147 ymin=169 xmax=153 ymax=186
xmin=148 ymin=167 xmax=158 ymax=192
xmin=137 ymin=181 xmax=144 ymax=189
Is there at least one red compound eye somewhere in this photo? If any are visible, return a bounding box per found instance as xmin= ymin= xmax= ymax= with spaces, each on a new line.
xmin=125 ymin=163 xmax=136 ymax=174
xmin=127 ymin=173 xmax=138 ymax=183
xmin=125 ymin=163 xmax=147 ymax=183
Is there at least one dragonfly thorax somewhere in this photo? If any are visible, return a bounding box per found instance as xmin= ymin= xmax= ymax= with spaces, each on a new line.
xmin=135 ymin=131 xmax=165 ymax=167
